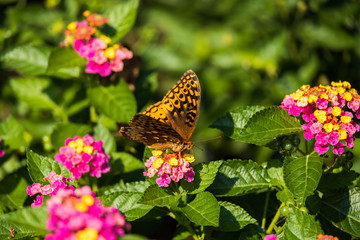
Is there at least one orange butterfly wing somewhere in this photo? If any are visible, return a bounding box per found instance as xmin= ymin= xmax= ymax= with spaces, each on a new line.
xmin=120 ymin=70 xmax=201 ymax=152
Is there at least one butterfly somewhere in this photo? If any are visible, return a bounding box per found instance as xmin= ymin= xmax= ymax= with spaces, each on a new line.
xmin=119 ymin=70 xmax=201 ymax=152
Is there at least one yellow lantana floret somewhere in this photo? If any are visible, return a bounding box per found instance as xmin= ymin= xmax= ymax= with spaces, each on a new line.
xmin=104 ymin=47 xmax=116 ymax=59
xmin=74 ymin=202 xmax=88 ymax=212
xmin=82 ymin=195 xmax=94 ymax=206
xmin=323 ymin=123 xmax=333 ymax=133
xmin=300 ymin=85 xmax=310 ymax=91
xmin=184 ymin=154 xmax=195 ymax=163
xmin=314 ymin=110 xmax=327 ymax=123
xmin=320 ymin=93 xmax=329 ymax=100
xmin=153 ymin=158 xmax=164 ymax=169
xmin=292 ymin=91 xmax=304 ymax=100
xmin=83 ymin=145 xmax=94 ymax=154
xmin=76 ymin=146 xmax=83 ymax=154
xmin=77 ymin=228 xmax=98 ymax=240
xmin=343 ymin=92 xmax=353 ymax=101
xmin=342 ymin=81 xmax=351 ymax=89
xmin=341 ymin=115 xmax=352 ymax=123
xmin=83 ymin=10 xmax=91 ymax=17
xmin=68 ymin=140 xmax=77 ymax=149
xmin=67 ymin=22 xmax=77 ymax=31
xmin=331 ymin=106 xmax=342 ymax=117
xmin=75 ymin=139 xmax=84 ymax=147
xmin=100 ymin=35 xmax=111 ymax=44
xmin=308 ymin=94 xmax=318 ymax=104
xmin=338 ymin=129 xmax=347 ymax=140
xmin=333 ymin=124 xmax=340 ymax=131
xmin=337 ymin=87 xmax=346 ymax=94
xmin=169 ymin=157 xmax=179 ymax=166
xmin=152 ymin=150 xmax=163 ymax=157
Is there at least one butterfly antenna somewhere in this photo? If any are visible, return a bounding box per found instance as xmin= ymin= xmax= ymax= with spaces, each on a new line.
xmin=194 ymin=135 xmax=223 ymax=143
xmin=193 ymin=145 xmax=203 ymax=152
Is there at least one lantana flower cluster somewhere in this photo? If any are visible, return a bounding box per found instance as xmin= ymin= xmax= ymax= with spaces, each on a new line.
xmin=45 ymin=186 xmax=129 ymax=240
xmin=61 ymin=11 xmax=133 ymax=77
xmin=264 ymin=234 xmax=278 ymax=240
xmin=144 ymin=150 xmax=195 ymax=187
xmin=281 ymin=81 xmax=360 ymax=155
xmin=0 ymin=137 xmax=4 ymax=158
xmin=27 ymin=171 xmax=74 ymax=208
xmin=54 ymin=134 xmax=110 ymax=179
xmin=316 ymin=234 xmax=339 ymax=240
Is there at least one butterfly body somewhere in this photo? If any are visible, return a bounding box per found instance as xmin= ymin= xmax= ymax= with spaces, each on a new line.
xmin=120 ymin=70 xmax=200 ymax=152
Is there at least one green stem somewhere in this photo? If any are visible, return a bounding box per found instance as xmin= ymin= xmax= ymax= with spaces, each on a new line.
xmin=261 ymin=189 xmax=271 ymax=229
xmin=266 ymin=202 xmax=284 ymax=234
xmin=90 ymin=105 xmax=98 ymax=123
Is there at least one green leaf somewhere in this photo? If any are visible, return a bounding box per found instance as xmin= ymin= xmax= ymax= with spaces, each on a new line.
xmin=207 ymin=159 xmax=271 ymax=197
xmin=104 ymin=0 xmax=139 ymax=42
xmin=99 ymin=181 xmax=153 ymax=221
xmin=87 ymin=80 xmax=137 ymax=123
xmin=215 ymin=201 xmax=256 ymax=232
xmin=283 ymin=155 xmax=323 ymax=204
xmin=211 ymin=106 xmax=303 ymax=146
xmin=181 ymin=191 xmax=220 ymax=227
xmin=320 ymin=187 xmax=360 ymax=237
xmin=276 ymin=188 xmax=295 ymax=203
xmin=0 ymin=115 xmax=29 ymax=150
xmin=317 ymin=171 xmax=357 ymax=192
xmin=110 ymin=152 xmax=144 ymax=175
xmin=46 ymin=47 xmax=85 ymax=79
xmin=281 ymin=206 xmax=322 ymax=240
xmin=0 ymin=45 xmax=51 ymax=76
xmin=142 ymin=147 xmax=153 ymax=162
xmin=94 ymin=122 xmax=116 ymax=154
xmin=0 ymin=173 xmax=28 ymax=212
xmin=139 ymin=185 xmax=181 ymax=207
xmin=27 ymin=149 xmax=73 ymax=184
xmin=181 ymin=160 xmax=223 ymax=194
xmin=10 ymin=77 xmax=58 ymax=110
xmin=50 ymin=122 xmax=92 ymax=150
xmin=211 ymin=106 xmax=267 ymax=138
xmin=266 ymin=159 xmax=285 ymax=187
xmin=0 ymin=206 xmax=48 ymax=239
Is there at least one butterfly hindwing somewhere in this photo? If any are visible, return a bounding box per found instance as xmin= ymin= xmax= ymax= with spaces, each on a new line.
xmin=120 ymin=114 xmax=183 ymax=149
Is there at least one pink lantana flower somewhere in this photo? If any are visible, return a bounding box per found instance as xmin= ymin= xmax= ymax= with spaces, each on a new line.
xmin=27 ymin=171 xmax=74 ymax=208
xmin=264 ymin=234 xmax=279 ymax=240
xmin=281 ymin=81 xmax=360 ymax=155
xmin=54 ymin=135 xmax=111 ymax=179
xmin=144 ymin=150 xmax=195 ymax=187
xmin=45 ymin=186 xmax=130 ymax=240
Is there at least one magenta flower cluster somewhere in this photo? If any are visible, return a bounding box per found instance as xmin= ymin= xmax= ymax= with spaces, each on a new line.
xmin=45 ymin=186 xmax=129 ymax=240
xmin=281 ymin=81 xmax=360 ymax=155
xmin=27 ymin=171 xmax=74 ymax=208
xmin=74 ymin=38 xmax=133 ymax=77
xmin=264 ymin=234 xmax=278 ymax=240
xmin=54 ymin=135 xmax=110 ymax=179
xmin=144 ymin=151 xmax=195 ymax=187
xmin=0 ymin=138 xmax=4 ymax=158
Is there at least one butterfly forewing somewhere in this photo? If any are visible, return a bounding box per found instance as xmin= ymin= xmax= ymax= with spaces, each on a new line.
xmin=161 ymin=70 xmax=201 ymax=141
